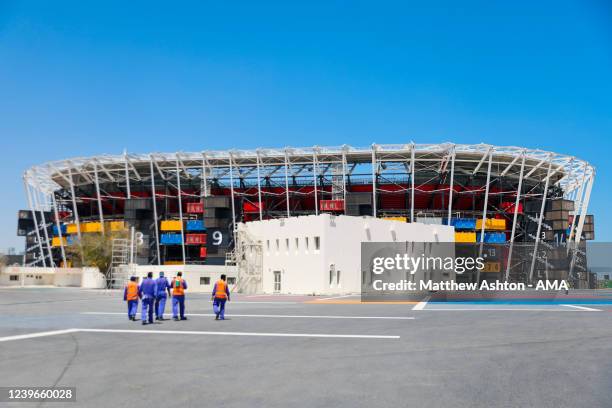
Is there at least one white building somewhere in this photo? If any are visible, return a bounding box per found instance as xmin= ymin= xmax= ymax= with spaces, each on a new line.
xmin=237 ymin=214 xmax=455 ymax=295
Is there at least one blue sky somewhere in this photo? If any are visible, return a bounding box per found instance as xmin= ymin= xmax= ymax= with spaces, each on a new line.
xmin=1 ymin=1 xmax=611 ymax=250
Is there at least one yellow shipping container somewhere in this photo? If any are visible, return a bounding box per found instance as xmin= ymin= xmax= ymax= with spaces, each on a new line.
xmin=476 ymin=218 xmax=506 ymax=231
xmin=108 ymin=221 xmax=126 ymax=231
xmin=383 ymin=216 xmax=407 ymax=223
xmin=160 ymin=220 xmax=183 ymax=231
xmin=66 ymin=223 xmax=79 ymax=234
xmin=455 ymin=232 xmax=476 ymax=243
xmin=52 ymin=237 xmax=67 ymax=247
xmin=81 ymin=222 xmax=103 ymax=233
xmin=164 ymin=261 xmax=184 ymax=265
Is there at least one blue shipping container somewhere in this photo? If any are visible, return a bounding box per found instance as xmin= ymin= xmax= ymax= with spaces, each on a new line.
xmin=452 ymin=218 xmax=477 ymax=230
xmin=476 ymin=232 xmax=506 ymax=243
xmin=160 ymin=233 xmax=183 ymax=245
xmin=186 ymin=220 xmax=206 ymax=231
xmin=52 ymin=224 xmax=67 ymax=236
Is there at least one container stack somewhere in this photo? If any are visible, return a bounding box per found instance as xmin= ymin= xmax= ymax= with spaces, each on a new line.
xmin=544 ymin=199 xmax=573 ymax=242
xmin=204 ymin=196 xmax=233 ymax=265
xmin=345 ymin=192 xmax=372 ymax=216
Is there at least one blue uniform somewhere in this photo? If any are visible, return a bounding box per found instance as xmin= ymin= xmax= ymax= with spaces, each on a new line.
xmin=154 ymin=276 xmax=171 ymax=319
xmin=171 ymin=278 xmax=188 ymax=319
xmin=212 ymin=281 xmax=230 ymax=320
xmin=138 ymin=278 xmax=157 ymax=324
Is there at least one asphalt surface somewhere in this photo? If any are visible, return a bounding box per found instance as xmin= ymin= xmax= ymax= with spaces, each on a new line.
xmin=1 ymin=287 xmax=611 ymax=408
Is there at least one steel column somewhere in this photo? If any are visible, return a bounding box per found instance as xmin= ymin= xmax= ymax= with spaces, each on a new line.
xmin=175 ymin=158 xmax=186 ymax=264
xmin=371 ymin=145 xmax=377 ymax=217
xmin=313 ymin=151 xmax=319 ymax=216
xmin=51 ymin=193 xmax=67 ymax=268
xmin=67 ymin=167 xmax=82 ymax=241
xmin=446 ymin=146 xmax=455 ymax=224
xmin=284 ymin=150 xmax=290 ymax=218
xmin=410 ymin=145 xmax=415 ymax=222
xmin=32 ymin=187 xmax=54 ymax=267
xmin=476 ymin=149 xmax=493 ymax=283
xmin=24 ymin=180 xmax=47 ymax=267
xmin=256 ymin=151 xmax=263 ymax=221
xmin=528 ymin=157 xmax=554 ymax=283
xmin=504 ymin=152 xmax=526 ymax=281
xmin=124 ymin=150 xmax=131 ymax=199
xmin=229 ymin=153 xmax=237 ymax=230
xmin=149 ymin=158 xmax=161 ymax=265
xmin=93 ymin=162 xmax=105 ymax=234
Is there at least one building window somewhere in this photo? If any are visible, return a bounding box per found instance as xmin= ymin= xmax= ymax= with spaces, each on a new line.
xmin=305 ymin=237 xmax=309 ymax=251
xmin=200 ymin=277 xmax=210 ymax=285
xmin=337 ymin=270 xmax=341 ymax=286
xmin=295 ymin=238 xmax=299 ymax=250
xmin=314 ymin=236 xmax=320 ymax=250
xmin=227 ymin=277 xmax=236 ymax=285
xmin=9 ymin=275 xmax=18 ymax=281
xmin=266 ymin=240 xmax=270 ymax=251
xmin=276 ymin=239 xmax=280 ymax=251
xmin=329 ymin=269 xmax=334 ymax=286
xmin=285 ymin=238 xmax=290 ymax=251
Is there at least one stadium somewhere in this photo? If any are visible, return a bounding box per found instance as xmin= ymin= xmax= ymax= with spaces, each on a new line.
xmin=17 ymin=142 xmax=596 ymax=291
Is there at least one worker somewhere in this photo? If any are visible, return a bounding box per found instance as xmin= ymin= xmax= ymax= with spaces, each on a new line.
xmin=171 ymin=272 xmax=188 ymax=321
xmin=211 ymin=274 xmax=230 ymax=320
xmin=139 ymin=272 xmax=157 ymax=325
xmin=123 ymin=276 xmax=140 ymax=321
xmin=155 ymin=271 xmax=172 ymax=320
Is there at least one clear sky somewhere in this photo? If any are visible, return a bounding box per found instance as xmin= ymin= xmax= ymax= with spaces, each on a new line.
xmin=1 ymin=1 xmax=611 ymax=251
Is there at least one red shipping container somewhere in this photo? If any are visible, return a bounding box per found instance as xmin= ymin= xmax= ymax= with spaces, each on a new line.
xmin=185 ymin=234 xmax=207 ymax=245
xmin=199 ymin=247 xmax=207 ymax=258
xmin=243 ymin=201 xmax=265 ymax=213
xmin=186 ymin=202 xmax=204 ymax=214
xmin=319 ymin=200 xmax=344 ymax=211
xmin=500 ymin=202 xmax=523 ymax=214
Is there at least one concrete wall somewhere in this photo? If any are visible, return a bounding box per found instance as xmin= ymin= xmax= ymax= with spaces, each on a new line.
xmin=0 ymin=266 xmax=83 ymax=287
xmin=123 ymin=264 xmax=238 ymax=293
xmin=239 ymin=214 xmax=455 ymax=295
xmin=0 ymin=265 xmax=238 ymax=293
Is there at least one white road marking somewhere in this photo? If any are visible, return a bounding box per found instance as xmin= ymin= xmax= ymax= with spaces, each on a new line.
xmin=560 ymin=304 xmax=602 ymax=312
xmin=412 ymin=296 xmax=431 ymax=310
xmin=81 ymin=312 xmax=415 ymax=320
xmin=0 ymin=328 xmax=399 ymax=341
xmin=213 ymin=301 xmax=298 ymax=304
xmin=317 ymin=294 xmax=358 ymax=301
xmin=419 ymin=308 xmax=595 ymax=311
xmin=77 ymin=328 xmax=399 ymax=339
xmin=0 ymin=329 xmax=79 ymax=342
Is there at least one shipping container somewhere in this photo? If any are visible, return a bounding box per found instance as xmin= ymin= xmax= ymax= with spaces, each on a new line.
xmin=383 ymin=216 xmax=407 ymax=223
xmin=243 ymin=201 xmax=265 ymax=213
xmin=545 ymin=210 xmax=570 ymax=221
xmin=500 ymin=202 xmax=523 ymax=214
xmin=185 ymin=234 xmax=207 ymax=245
xmin=199 ymin=246 xmax=207 ymax=258
xmin=51 ymin=237 xmax=67 ymax=247
xmin=52 ymin=224 xmax=67 ymax=236
xmin=450 ymin=218 xmax=477 ymax=230
xmin=160 ymin=233 xmax=182 ymax=245
xmin=186 ymin=220 xmax=205 ymax=231
xmin=81 ymin=222 xmax=103 ymax=233
xmin=549 ymin=199 xmax=574 ymax=211
xmin=455 ymin=232 xmax=476 ymax=243
xmin=160 ymin=220 xmax=183 ymax=231
xmin=204 ymin=196 xmax=231 ymax=208
xmin=476 ymin=232 xmax=506 ymax=243
xmin=476 ymin=218 xmax=506 ymax=231
xmin=320 ymin=200 xmax=344 ymax=212
xmin=186 ymin=202 xmax=204 ymax=214
xmin=108 ymin=221 xmax=126 ymax=232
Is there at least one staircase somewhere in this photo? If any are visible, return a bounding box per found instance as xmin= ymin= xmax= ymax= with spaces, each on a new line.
xmin=108 ymin=238 xmax=130 ymax=289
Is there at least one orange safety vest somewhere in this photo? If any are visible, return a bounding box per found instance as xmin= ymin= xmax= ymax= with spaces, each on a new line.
xmin=125 ymin=281 xmax=139 ymax=301
xmin=214 ymin=280 xmax=227 ymax=299
xmin=172 ymin=277 xmax=185 ymax=296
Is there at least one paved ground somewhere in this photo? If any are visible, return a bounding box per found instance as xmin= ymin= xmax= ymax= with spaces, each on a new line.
xmin=1 ymin=288 xmax=612 ymax=408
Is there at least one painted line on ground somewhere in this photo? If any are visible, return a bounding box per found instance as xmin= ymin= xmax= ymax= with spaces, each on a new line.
xmin=418 ymin=307 xmax=597 ymax=311
xmin=317 ymin=294 xmax=359 ymax=301
xmin=561 ymin=304 xmax=602 ymax=312
xmin=77 ymin=328 xmax=400 ymax=339
xmin=412 ymin=296 xmax=431 ymax=310
xmin=81 ymin=312 xmax=415 ymax=320
xmin=0 ymin=329 xmax=79 ymax=342
xmin=305 ymin=300 xmax=418 ymax=304
xmin=0 ymin=328 xmax=400 ymax=342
